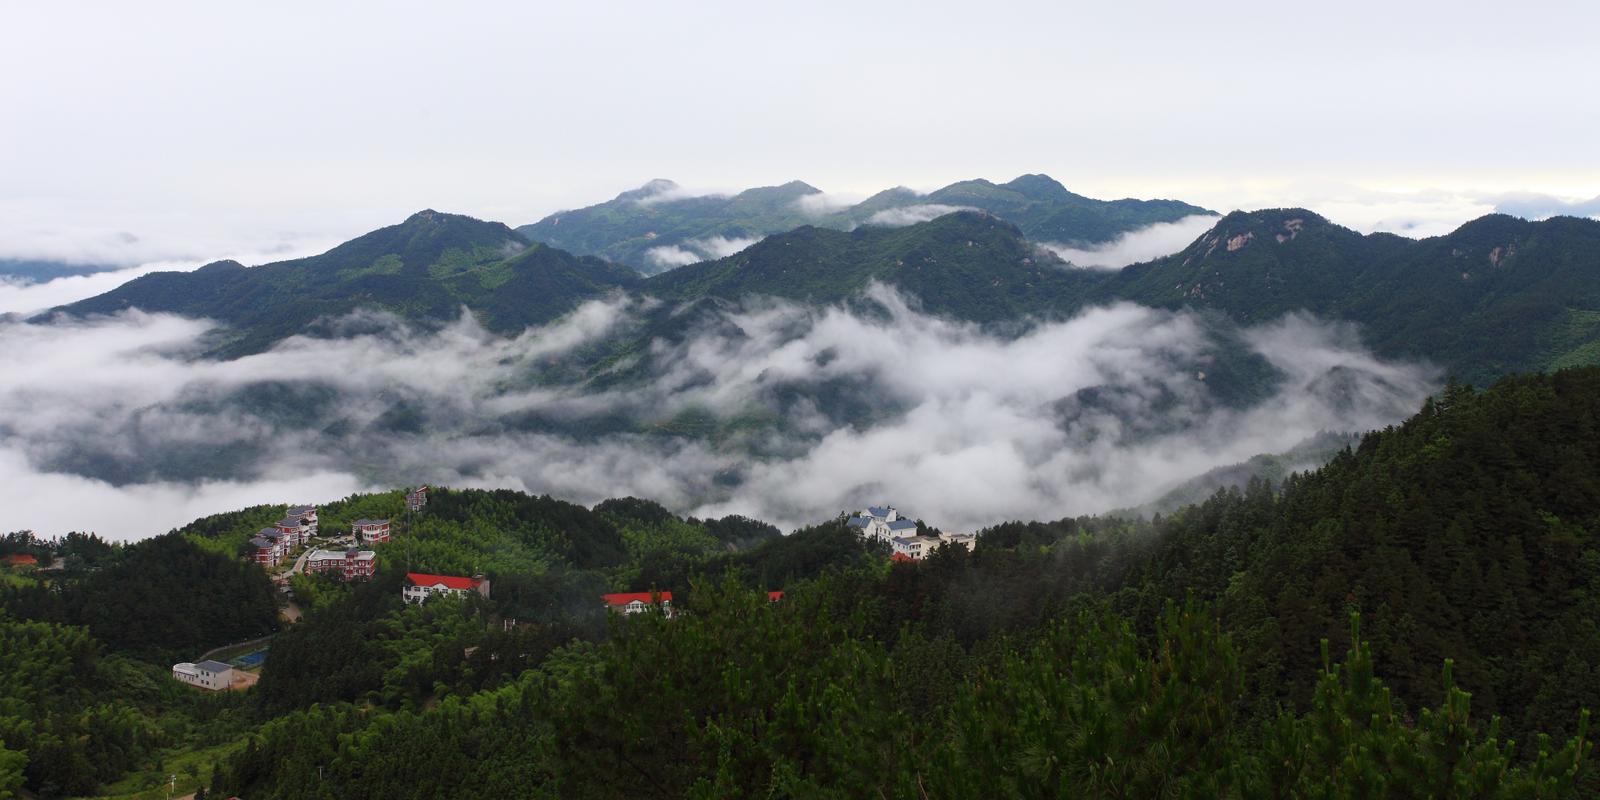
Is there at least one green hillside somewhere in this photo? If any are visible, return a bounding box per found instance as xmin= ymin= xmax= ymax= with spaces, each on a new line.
xmin=1106 ymin=210 xmax=1600 ymax=383
xmin=48 ymin=210 xmax=641 ymax=357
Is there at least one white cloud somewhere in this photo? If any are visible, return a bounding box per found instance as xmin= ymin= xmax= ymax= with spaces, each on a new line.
xmin=693 ymin=235 xmax=761 ymax=258
xmin=864 ymin=204 xmax=972 ymax=227
xmin=1488 ymin=192 xmax=1600 ymax=221
xmin=645 ymin=234 xmax=763 ymax=268
xmin=1039 ymin=214 xmax=1220 ymax=269
xmin=644 ymin=245 xmax=702 ymax=268
xmin=0 ymin=241 xmax=343 ymax=317
xmin=793 ymin=191 xmax=860 ymax=216
xmin=629 ymin=180 xmax=726 ymax=207
xmin=0 ymin=288 xmax=1435 ymax=539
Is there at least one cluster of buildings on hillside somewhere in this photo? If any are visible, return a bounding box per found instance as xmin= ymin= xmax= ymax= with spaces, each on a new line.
xmin=846 ymin=506 xmax=975 ymax=562
xmin=249 ymin=505 xmax=320 ymax=567
xmin=246 ymin=487 xmax=428 ymax=569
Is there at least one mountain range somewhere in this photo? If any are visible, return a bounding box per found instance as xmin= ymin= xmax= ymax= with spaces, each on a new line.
xmin=46 ymin=196 xmax=1600 ymax=385
xmin=515 ymin=173 xmax=1213 ymax=274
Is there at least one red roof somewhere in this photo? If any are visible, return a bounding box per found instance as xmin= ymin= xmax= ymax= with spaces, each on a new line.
xmin=601 ymin=591 xmax=672 ymax=606
xmin=890 ymin=552 xmax=914 ymax=564
xmin=767 ymin=591 xmax=784 ymax=601
xmin=3 ymin=553 xmax=38 ymax=566
xmin=405 ymin=572 xmax=480 ymax=590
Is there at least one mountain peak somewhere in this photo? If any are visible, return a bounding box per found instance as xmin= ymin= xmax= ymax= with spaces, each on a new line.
xmin=1003 ymin=173 xmax=1071 ymax=200
xmin=616 ymin=179 xmax=681 ymax=202
xmin=193 ymin=259 xmax=246 ymax=274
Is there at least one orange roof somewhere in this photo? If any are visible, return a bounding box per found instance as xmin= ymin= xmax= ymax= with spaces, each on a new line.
xmin=601 ymin=591 xmax=672 ymax=606
xmin=3 ymin=553 xmax=38 ymax=566
xmin=405 ymin=572 xmax=480 ymax=590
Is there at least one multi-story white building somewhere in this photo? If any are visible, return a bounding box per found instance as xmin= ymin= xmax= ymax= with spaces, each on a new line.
xmin=402 ymin=572 xmax=489 ymax=604
xmin=845 ymin=506 xmax=919 ymax=542
xmin=890 ymin=535 xmax=942 ymax=560
xmin=172 ymin=660 xmax=235 ymax=691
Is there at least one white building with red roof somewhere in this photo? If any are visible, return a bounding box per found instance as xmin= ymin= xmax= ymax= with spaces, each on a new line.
xmin=601 ymin=591 xmax=673 ymax=615
xmin=402 ymin=572 xmax=489 ymax=604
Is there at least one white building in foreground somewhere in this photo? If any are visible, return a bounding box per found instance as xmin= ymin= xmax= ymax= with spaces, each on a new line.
xmin=172 ymin=660 xmax=235 ymax=691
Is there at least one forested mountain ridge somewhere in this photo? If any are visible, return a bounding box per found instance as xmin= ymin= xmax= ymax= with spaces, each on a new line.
xmin=6 ymin=367 xmax=1600 ymax=796
xmin=1105 ymin=209 xmax=1600 ymax=382
xmin=45 ymin=204 xmax=1600 ymax=382
xmin=45 ymin=210 xmax=642 ymax=357
xmin=516 ymin=173 xmax=1214 ymax=273
xmin=645 ymin=210 xmax=1099 ymax=320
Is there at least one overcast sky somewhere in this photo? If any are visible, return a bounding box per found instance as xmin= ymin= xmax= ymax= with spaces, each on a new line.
xmin=3 ymin=0 xmax=1597 ymax=266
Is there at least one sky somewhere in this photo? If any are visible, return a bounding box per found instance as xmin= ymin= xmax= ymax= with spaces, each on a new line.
xmin=3 ymin=0 xmax=1598 ymax=269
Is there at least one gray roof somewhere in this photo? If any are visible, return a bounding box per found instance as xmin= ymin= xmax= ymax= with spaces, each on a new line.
xmin=891 ymin=536 xmax=917 ymax=545
xmin=846 ymin=517 xmax=870 ymax=528
xmin=249 ymin=536 xmax=273 ymax=548
xmin=286 ymin=505 xmax=316 ymax=516
xmin=867 ymin=505 xmax=893 ymax=518
xmin=887 ymin=519 xmax=918 ymax=531
xmin=274 ymin=518 xmax=303 ymax=528
xmin=352 ymin=518 xmax=390 ymax=526
xmin=195 ymin=660 xmax=232 ymax=672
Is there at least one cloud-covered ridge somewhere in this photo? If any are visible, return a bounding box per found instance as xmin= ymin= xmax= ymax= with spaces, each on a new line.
xmin=1039 ymin=214 xmax=1220 ymax=269
xmin=0 ymin=288 xmax=1436 ymax=539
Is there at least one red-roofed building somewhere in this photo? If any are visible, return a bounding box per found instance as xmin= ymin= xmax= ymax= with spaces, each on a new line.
xmin=2 ymin=553 xmax=39 ymax=570
xmin=403 ymin=572 xmax=490 ymax=604
xmin=890 ymin=552 xmax=915 ymax=565
xmin=601 ymin=591 xmax=673 ymax=615
xmin=767 ymin=591 xmax=784 ymax=602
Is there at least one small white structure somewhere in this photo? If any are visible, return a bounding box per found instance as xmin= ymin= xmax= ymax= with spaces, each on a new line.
xmin=891 ymin=535 xmax=943 ymax=560
xmin=172 ymin=659 xmax=235 ymax=691
xmin=938 ymin=531 xmax=977 ymax=551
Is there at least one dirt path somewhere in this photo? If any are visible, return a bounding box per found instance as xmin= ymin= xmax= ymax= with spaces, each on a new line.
xmin=194 ymin=633 xmax=275 ymax=664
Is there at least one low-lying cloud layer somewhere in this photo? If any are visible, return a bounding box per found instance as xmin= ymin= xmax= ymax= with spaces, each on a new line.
xmin=0 ymin=289 xmax=1436 ymax=540
xmin=865 ymin=204 xmax=973 ymax=227
xmin=645 ymin=234 xmax=764 ymax=268
xmin=1039 ymin=214 xmax=1220 ymax=269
